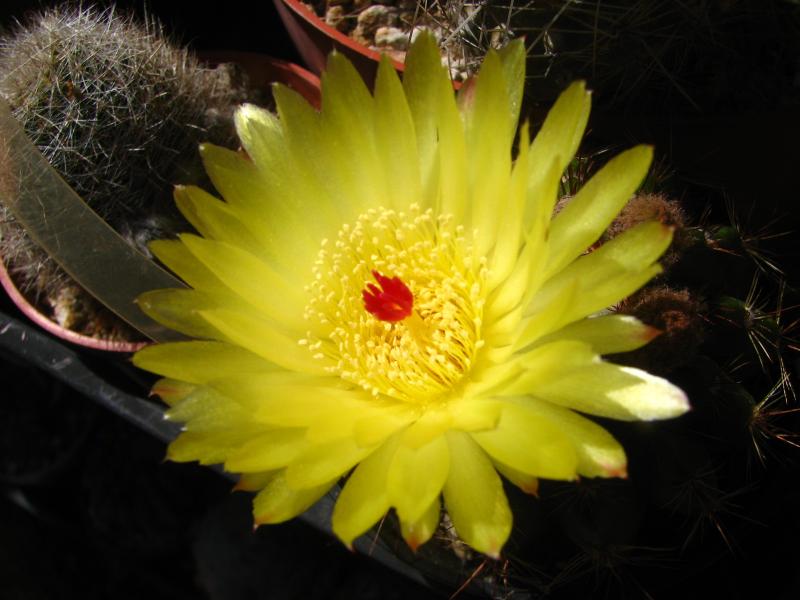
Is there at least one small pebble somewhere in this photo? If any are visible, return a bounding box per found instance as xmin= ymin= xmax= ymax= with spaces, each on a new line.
xmin=354 ymin=4 xmax=397 ymax=44
xmin=325 ymin=5 xmax=348 ymax=32
xmin=374 ymin=26 xmax=409 ymax=50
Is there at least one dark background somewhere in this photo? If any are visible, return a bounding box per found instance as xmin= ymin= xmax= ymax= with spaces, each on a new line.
xmin=1 ymin=1 xmax=799 ymax=599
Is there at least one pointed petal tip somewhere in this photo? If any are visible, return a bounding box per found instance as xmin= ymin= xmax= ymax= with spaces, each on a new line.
xmin=669 ymin=386 xmax=691 ymax=416
xmin=642 ymin=324 xmax=663 ymax=343
xmin=564 ymin=79 xmax=589 ymax=96
xmin=521 ymin=482 xmax=540 ymax=496
xmin=603 ymin=463 xmax=629 ymax=479
xmin=237 ymin=102 xmax=259 ymax=116
xmin=253 ymin=513 xmax=271 ymax=526
xmin=405 ymin=536 xmax=422 ymax=553
xmin=660 ymin=223 xmax=676 ymax=238
xmin=638 ymin=144 xmax=655 ymax=164
xmin=232 ymin=477 xmax=250 ymax=492
xmin=654 ymin=378 xmax=692 ymax=419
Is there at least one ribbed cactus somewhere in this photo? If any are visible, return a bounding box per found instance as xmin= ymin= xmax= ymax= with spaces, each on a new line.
xmin=0 ymin=5 xmax=253 ymax=338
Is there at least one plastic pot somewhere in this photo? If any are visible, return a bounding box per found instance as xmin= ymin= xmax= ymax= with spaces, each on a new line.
xmin=274 ymin=0 xmax=405 ymax=86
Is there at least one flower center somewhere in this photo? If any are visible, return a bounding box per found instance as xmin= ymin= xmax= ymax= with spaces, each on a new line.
xmin=302 ymin=204 xmax=486 ymax=403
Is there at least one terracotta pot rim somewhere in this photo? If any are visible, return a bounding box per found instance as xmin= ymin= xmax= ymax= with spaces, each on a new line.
xmin=279 ymin=0 xmax=406 ymax=72
xmin=0 ymin=256 xmax=147 ymax=352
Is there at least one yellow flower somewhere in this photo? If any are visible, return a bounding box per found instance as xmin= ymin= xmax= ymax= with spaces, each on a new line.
xmin=133 ymin=34 xmax=689 ymax=557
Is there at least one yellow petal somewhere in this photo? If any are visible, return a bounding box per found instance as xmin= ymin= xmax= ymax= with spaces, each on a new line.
xmin=515 ymin=280 xmax=579 ymax=350
xmin=167 ymin=430 xmax=247 ymax=465
xmin=536 ymin=361 xmax=690 ymax=421
xmin=302 ymin=401 xmax=406 ymax=446
xmin=503 ymin=340 xmax=594 ymax=396
xmin=403 ymin=32 xmax=454 ymax=203
xmin=320 ymin=52 xmax=386 ymax=212
xmin=435 ymin=73 xmax=467 ymax=222
xmin=200 ymin=307 xmax=331 ymax=375
xmin=200 ymin=139 xmax=336 ymax=275
xmin=137 ymin=289 xmax=222 ymax=339
xmin=387 ymin=433 xmax=449 ymax=523
xmin=496 ymin=39 xmax=526 ymax=133
xmin=149 ymin=239 xmax=226 ymax=294
xmin=321 ymin=51 xmax=375 ymax=144
xmin=493 ymin=461 xmax=539 ymax=495
xmin=173 ymin=185 xmax=264 ymax=259
xmin=529 ymin=221 xmax=672 ymax=328
xmin=253 ymin=470 xmax=335 ymax=524
xmin=273 ymin=84 xmax=358 ymax=221
xmin=537 ymin=221 xmax=673 ymax=306
xmin=211 ymin=374 xmax=365 ymax=427
xmin=485 ymin=121 xmax=531 ymax=296
xmin=511 ymin=341 xmax=689 ymax=421
xmin=304 ymin=407 xmax=361 ymax=444
xmin=483 ymin=302 xmax=525 ymax=349
xmin=285 ymin=438 xmax=375 ymax=490
xmin=463 ymin=50 xmax=512 ymax=255
xmin=332 ymin=435 xmax=399 ymax=547
xmin=225 ymin=429 xmax=308 ymax=472
xmin=509 ymin=397 xmax=628 ymax=478
xmin=199 ymin=143 xmax=269 ymax=214
xmin=488 ymin=154 xmax=560 ymax=326
xmin=353 ymin=406 xmax=416 ymax=447
xmin=537 ymin=314 xmax=660 ymax=355
xmin=567 ymin=265 xmax=664 ymax=327
xmin=181 ymin=234 xmax=307 ymax=333
xmin=166 ymin=386 xmax=249 ymax=432
xmin=545 ymin=145 xmax=654 ymax=278
xmin=175 ymin=183 xmax=307 ymax=279
xmin=234 ymin=470 xmax=279 ymax=492
xmin=401 ymin=408 xmax=453 ymax=449
xmin=400 ymin=496 xmax=441 ymax=551
xmin=150 ymin=378 xmax=196 ymax=406
xmin=586 ymin=219 xmax=673 ymax=270
xmin=450 ymin=399 xmax=502 ymax=432
xmin=234 ymin=102 xmax=340 ymax=269
xmin=374 ymin=56 xmax=421 ymax=209
xmin=234 ymin=102 xmax=284 ymax=173
xmin=525 ymin=81 xmax=591 ymax=226
xmin=443 ymin=431 xmax=512 ymax=558
xmin=471 ymin=401 xmax=578 ymax=480
xmin=134 ymin=340 xmax=275 ymax=383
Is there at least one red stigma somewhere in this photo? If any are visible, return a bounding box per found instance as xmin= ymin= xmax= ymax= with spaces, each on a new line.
xmin=362 ymin=271 xmax=414 ymax=322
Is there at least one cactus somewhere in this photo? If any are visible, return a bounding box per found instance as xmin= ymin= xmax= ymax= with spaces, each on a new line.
xmin=414 ymin=0 xmax=800 ymax=112
xmin=0 ymin=5 xmax=254 ymax=338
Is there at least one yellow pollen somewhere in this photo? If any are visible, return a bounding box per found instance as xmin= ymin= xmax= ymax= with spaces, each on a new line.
xmin=303 ymin=205 xmax=486 ymax=403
